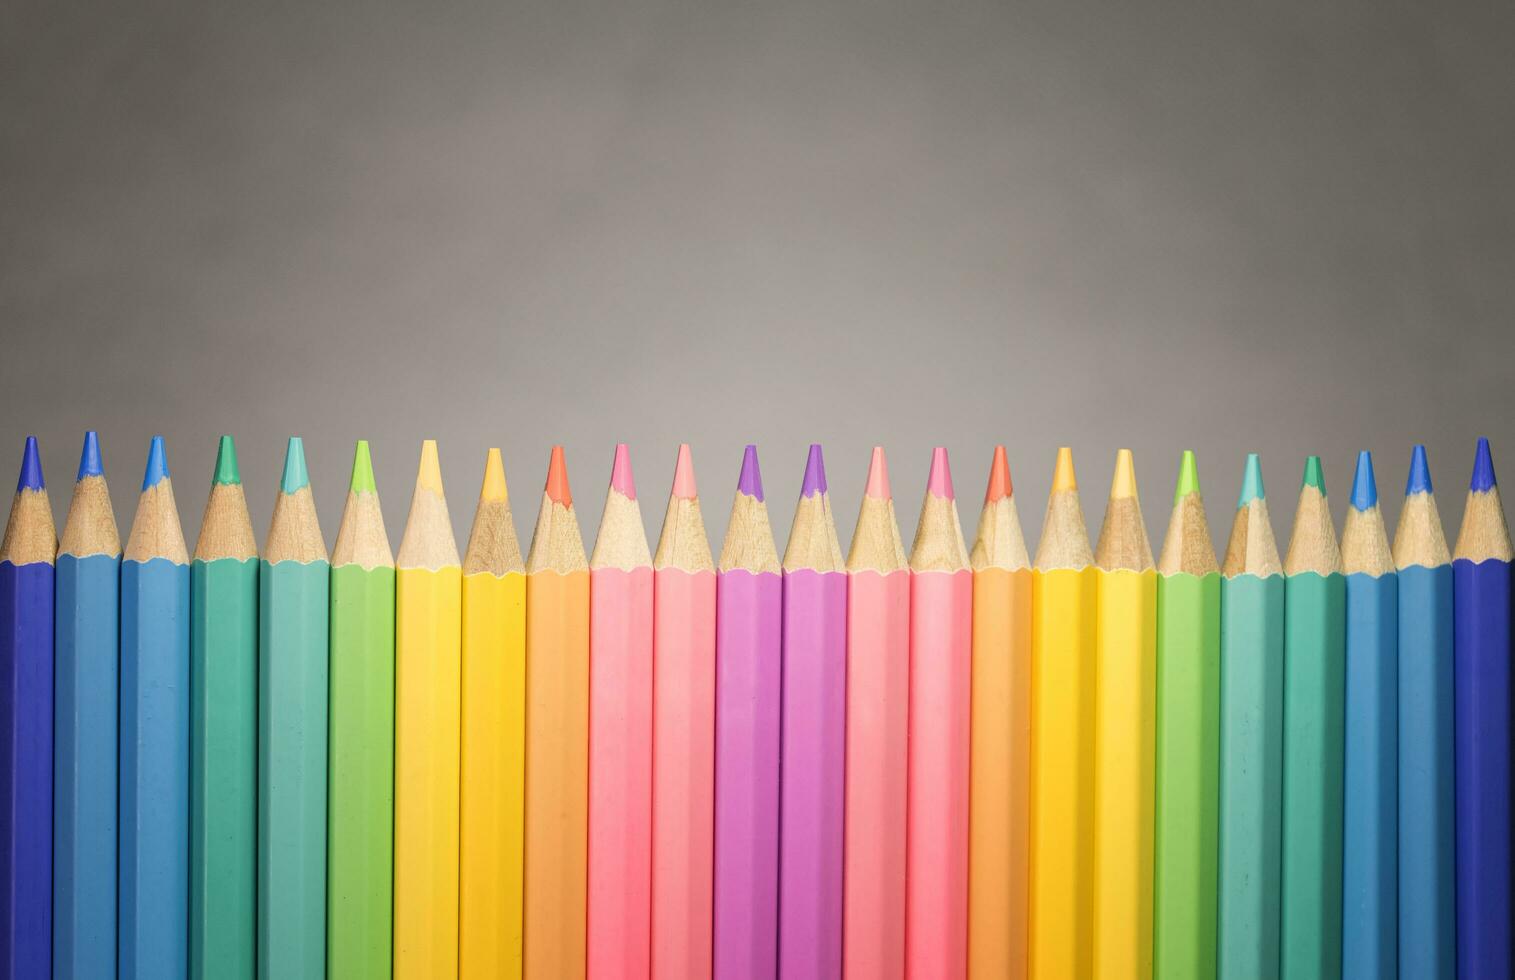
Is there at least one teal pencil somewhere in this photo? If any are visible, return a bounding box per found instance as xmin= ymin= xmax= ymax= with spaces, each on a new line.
xmin=258 ymin=438 xmax=330 ymax=977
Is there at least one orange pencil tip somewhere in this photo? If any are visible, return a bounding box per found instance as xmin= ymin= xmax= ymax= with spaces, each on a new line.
xmin=985 ymin=445 xmax=1013 ymax=502
xmin=545 ymin=445 xmax=572 ymax=506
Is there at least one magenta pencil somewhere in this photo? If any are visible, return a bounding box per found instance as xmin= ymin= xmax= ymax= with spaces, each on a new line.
xmin=779 ymin=444 xmax=848 ymax=980
xmin=906 ymin=448 xmax=974 ymax=979
xmin=712 ymin=446 xmax=782 ymax=980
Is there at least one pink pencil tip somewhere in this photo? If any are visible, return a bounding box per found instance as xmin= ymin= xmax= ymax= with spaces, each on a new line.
xmin=672 ymin=443 xmax=697 ymax=499
xmin=865 ymin=446 xmax=891 ymax=499
xmin=927 ymin=446 xmax=955 ymax=499
xmin=610 ymin=443 xmax=636 ymax=499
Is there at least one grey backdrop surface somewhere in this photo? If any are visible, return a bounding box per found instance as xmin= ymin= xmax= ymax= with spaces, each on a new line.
xmin=3 ymin=0 xmax=1513 ymax=554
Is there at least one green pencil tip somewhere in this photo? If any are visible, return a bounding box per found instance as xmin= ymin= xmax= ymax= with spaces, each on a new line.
xmin=212 ymin=435 xmax=241 ymax=485
xmin=280 ymin=437 xmax=310 ymax=494
xmin=1173 ymin=449 xmax=1201 ymax=504
xmin=350 ymin=440 xmax=377 ymax=493
xmin=1302 ymin=455 xmax=1326 ymax=492
xmin=1237 ymin=453 xmax=1265 ymax=506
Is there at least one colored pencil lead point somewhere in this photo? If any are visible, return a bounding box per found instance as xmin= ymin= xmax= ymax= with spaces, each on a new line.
xmin=1110 ymin=449 xmax=1138 ymax=500
xmin=1350 ymin=451 xmax=1377 ymax=512
xmin=610 ymin=443 xmax=636 ymax=499
xmin=672 ymin=443 xmax=697 ymax=500
xmin=141 ymin=435 xmax=170 ymax=491
xmin=926 ymin=447 xmax=954 ymax=500
xmin=985 ymin=445 xmax=1012 ymax=503
xmin=1051 ymin=447 xmax=1077 ymax=493
xmin=545 ymin=445 xmax=572 ymax=506
xmin=737 ymin=445 xmax=765 ymax=501
xmin=1470 ymin=437 xmax=1497 ymax=492
xmin=865 ymin=447 xmax=892 ymax=500
xmin=1237 ymin=453 xmax=1265 ymax=507
xmin=1301 ymin=455 xmax=1326 ymax=493
xmin=1173 ymin=449 xmax=1201 ymax=504
xmin=211 ymin=436 xmax=241 ymax=486
xmin=16 ymin=436 xmax=44 ymax=492
xmin=1404 ymin=445 xmax=1432 ymax=497
xmin=280 ymin=437 xmax=310 ymax=494
xmin=348 ymin=440 xmax=376 ymax=494
xmin=415 ymin=439 xmax=445 ymax=495
xmin=77 ymin=431 xmax=104 ymax=482
xmin=801 ymin=444 xmax=828 ymax=497
xmin=480 ymin=448 xmax=508 ymax=503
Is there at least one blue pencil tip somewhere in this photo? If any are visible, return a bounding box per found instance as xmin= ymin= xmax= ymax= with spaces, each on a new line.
xmin=1470 ymin=437 xmax=1497 ymax=493
xmin=1405 ymin=445 xmax=1433 ymax=497
xmin=141 ymin=436 xmax=170 ymax=491
xmin=17 ymin=436 xmax=44 ymax=492
xmin=1237 ymin=453 xmax=1265 ymax=507
xmin=1349 ymin=451 xmax=1377 ymax=511
xmin=76 ymin=431 xmax=104 ymax=482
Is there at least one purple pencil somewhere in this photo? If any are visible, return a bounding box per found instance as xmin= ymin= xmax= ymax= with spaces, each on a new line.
xmin=713 ymin=446 xmax=783 ymax=980
xmin=779 ymin=445 xmax=848 ymax=979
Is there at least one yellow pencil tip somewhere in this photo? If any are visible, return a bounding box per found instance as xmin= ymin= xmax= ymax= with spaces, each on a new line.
xmin=1052 ymin=447 xmax=1077 ymax=493
xmin=1110 ymin=448 xmax=1138 ymax=500
xmin=480 ymin=448 xmax=508 ymax=502
xmin=417 ymin=439 xmax=444 ymax=494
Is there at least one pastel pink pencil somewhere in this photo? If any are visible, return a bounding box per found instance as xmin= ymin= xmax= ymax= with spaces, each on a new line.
xmin=905 ymin=447 xmax=974 ymax=979
xmin=586 ymin=444 xmax=654 ymax=980
xmin=843 ymin=448 xmax=911 ymax=980
xmin=651 ymin=444 xmax=717 ymax=980
xmin=779 ymin=444 xmax=848 ymax=980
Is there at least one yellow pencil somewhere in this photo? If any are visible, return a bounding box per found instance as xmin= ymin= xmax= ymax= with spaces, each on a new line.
xmin=460 ymin=449 xmax=527 ymax=979
xmin=394 ymin=440 xmax=463 ymax=978
xmin=1030 ymin=447 xmax=1096 ymax=979
xmin=1091 ymin=449 xmax=1157 ymax=979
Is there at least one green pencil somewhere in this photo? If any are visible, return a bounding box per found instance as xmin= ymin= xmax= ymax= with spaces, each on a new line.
xmin=1154 ymin=450 xmax=1222 ymax=980
xmin=1281 ymin=456 xmax=1346 ymax=980
xmin=327 ymin=440 xmax=396 ymax=978
xmin=259 ymin=437 xmax=330 ymax=977
xmin=190 ymin=436 xmax=259 ymax=979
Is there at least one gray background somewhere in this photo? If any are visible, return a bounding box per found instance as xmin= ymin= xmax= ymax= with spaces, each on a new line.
xmin=3 ymin=0 xmax=1513 ymax=556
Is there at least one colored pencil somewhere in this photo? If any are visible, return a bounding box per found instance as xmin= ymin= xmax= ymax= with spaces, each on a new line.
xmin=524 ymin=446 xmax=591 ymax=980
xmin=586 ymin=444 xmax=653 ymax=980
xmin=54 ymin=432 xmax=119 ymax=980
xmin=712 ymin=446 xmax=782 ymax=980
xmin=1280 ymin=455 xmax=1346 ymax=979
xmin=394 ymin=439 xmax=462 ymax=978
xmin=905 ymin=447 xmax=973 ymax=979
xmin=1452 ymin=437 xmax=1513 ymax=978
xmin=1341 ymin=451 xmax=1396 ymax=977
xmin=1153 ymin=450 xmax=1221 ymax=980
xmin=967 ymin=446 xmax=1032 ymax=980
xmin=1091 ymin=449 xmax=1157 ymax=979
xmin=190 ymin=436 xmax=257 ymax=979
xmin=460 ymin=447 xmax=526 ymax=978
xmin=843 ymin=447 xmax=909 ymax=980
xmin=328 ymin=440 xmax=396 ymax=979
xmin=1392 ymin=445 xmax=1454 ymax=979
xmin=652 ymin=444 xmax=717 ymax=980
xmin=258 ymin=437 xmax=330 ymax=977
xmin=1029 ymin=447 xmax=1095 ymax=979
xmin=0 ymin=436 xmax=54 ymax=978
xmin=1216 ymin=453 xmax=1285 ymax=978
xmin=119 ymin=435 xmax=191 ymax=979
xmin=777 ymin=444 xmax=847 ymax=980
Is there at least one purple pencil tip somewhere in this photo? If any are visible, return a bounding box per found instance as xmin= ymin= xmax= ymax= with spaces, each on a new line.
xmin=800 ymin=444 xmax=827 ymax=497
xmin=737 ymin=444 xmax=765 ymax=501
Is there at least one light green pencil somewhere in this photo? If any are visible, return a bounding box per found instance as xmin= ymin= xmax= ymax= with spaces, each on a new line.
xmin=259 ymin=437 xmax=330 ymax=977
xmin=327 ymin=440 xmax=396 ymax=978
xmin=1154 ymin=450 xmax=1222 ymax=980
xmin=190 ymin=436 xmax=258 ymax=979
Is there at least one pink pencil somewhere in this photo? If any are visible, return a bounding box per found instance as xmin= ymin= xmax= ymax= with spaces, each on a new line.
xmin=843 ymin=448 xmax=911 ymax=980
xmin=712 ymin=447 xmax=782 ymax=980
xmin=779 ymin=444 xmax=848 ymax=980
xmin=651 ymin=445 xmax=717 ymax=979
xmin=906 ymin=448 xmax=974 ymax=979
xmin=587 ymin=444 xmax=654 ymax=980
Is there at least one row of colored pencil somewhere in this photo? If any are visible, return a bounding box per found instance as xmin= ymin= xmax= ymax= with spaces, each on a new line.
xmin=1 ymin=434 xmax=1510 ymax=979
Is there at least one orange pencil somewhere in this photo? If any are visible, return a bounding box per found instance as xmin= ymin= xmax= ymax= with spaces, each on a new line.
xmin=524 ymin=447 xmax=591 ymax=980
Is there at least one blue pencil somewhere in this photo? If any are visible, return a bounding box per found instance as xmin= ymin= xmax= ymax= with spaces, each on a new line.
xmin=1340 ymin=452 xmax=1396 ymax=978
xmin=1452 ymin=437 xmax=1513 ymax=979
xmin=120 ymin=436 xmax=191 ymax=980
xmin=54 ymin=432 xmax=122 ymax=979
xmin=0 ymin=436 xmax=56 ymax=978
xmin=1393 ymin=445 xmax=1454 ymax=978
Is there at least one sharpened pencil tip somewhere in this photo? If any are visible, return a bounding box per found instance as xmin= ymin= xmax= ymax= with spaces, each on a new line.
xmin=1238 ymin=453 xmax=1265 ymax=507
xmin=1173 ymin=450 xmax=1201 ymax=504
xmin=1470 ymin=437 xmax=1497 ymax=492
xmin=416 ymin=440 xmax=444 ymax=495
xmin=141 ymin=436 xmax=170 ymax=491
xmin=1405 ymin=445 xmax=1433 ymax=497
xmin=1302 ymin=455 xmax=1326 ymax=493
xmin=1051 ymin=447 xmax=1077 ymax=493
xmin=672 ymin=443 xmax=697 ymax=499
xmin=480 ymin=448 xmax=508 ymax=502
xmin=737 ymin=445 xmax=765 ymax=501
xmin=280 ymin=437 xmax=310 ymax=494
xmin=77 ymin=432 xmax=104 ymax=483
xmin=545 ymin=445 xmax=572 ymax=506
xmin=801 ymin=444 xmax=827 ymax=497
xmin=927 ymin=447 xmax=954 ymax=500
xmin=17 ymin=436 xmax=44 ymax=492
xmin=1110 ymin=449 xmax=1138 ymax=500
xmin=1350 ymin=451 xmax=1377 ymax=511
xmin=348 ymin=440 xmax=376 ymax=494
xmin=610 ymin=443 xmax=636 ymax=499
xmin=985 ymin=445 xmax=1012 ymax=503
xmin=211 ymin=436 xmax=240 ymax=486
xmin=865 ymin=447 xmax=891 ymax=500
